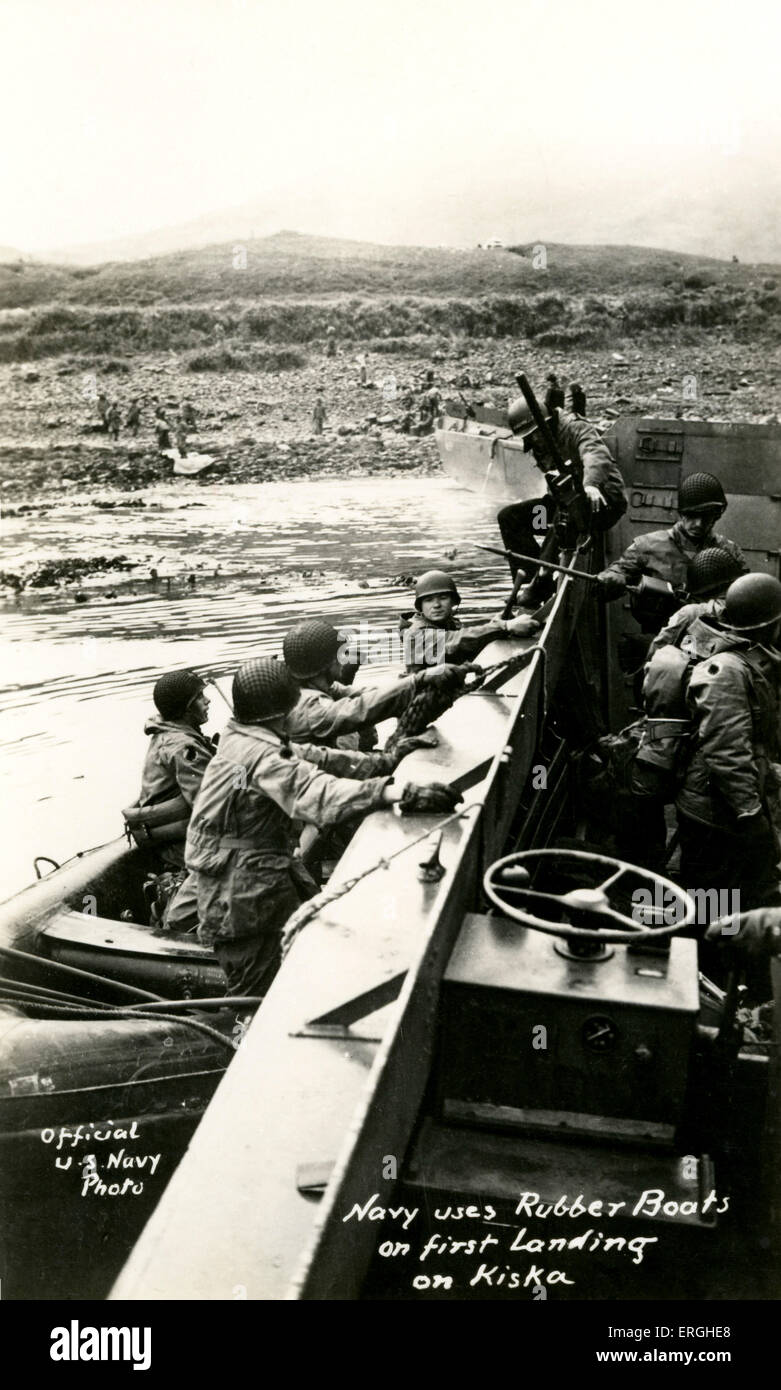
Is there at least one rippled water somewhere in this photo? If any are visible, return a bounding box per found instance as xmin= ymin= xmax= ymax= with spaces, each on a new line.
xmin=0 ymin=477 xmax=512 ymax=898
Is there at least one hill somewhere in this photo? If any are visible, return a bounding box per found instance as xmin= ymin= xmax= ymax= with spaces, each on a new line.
xmin=0 ymin=234 xmax=778 ymax=363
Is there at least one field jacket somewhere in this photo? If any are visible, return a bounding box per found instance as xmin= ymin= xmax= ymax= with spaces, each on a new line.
xmin=401 ymin=611 xmax=507 ymax=673
xmin=185 ymin=719 xmax=390 ymax=943
xmin=601 ymin=523 xmax=747 ymax=596
xmin=281 ymin=672 xmax=422 ymax=746
xmin=676 ymin=633 xmax=781 ymax=829
xmin=552 ymin=408 xmax=627 ymax=510
xmin=139 ymin=717 xmax=216 ymax=808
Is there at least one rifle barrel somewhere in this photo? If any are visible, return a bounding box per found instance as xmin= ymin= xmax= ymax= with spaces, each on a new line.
xmin=475 ymin=543 xmax=597 ymax=584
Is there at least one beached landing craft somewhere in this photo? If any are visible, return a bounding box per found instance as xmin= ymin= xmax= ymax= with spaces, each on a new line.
xmin=110 ymin=504 xmax=777 ymax=1300
xmin=2 ymin=414 xmax=778 ymax=1299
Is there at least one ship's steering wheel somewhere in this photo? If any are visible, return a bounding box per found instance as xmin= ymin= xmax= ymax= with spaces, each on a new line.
xmin=483 ymin=848 xmax=695 ymax=945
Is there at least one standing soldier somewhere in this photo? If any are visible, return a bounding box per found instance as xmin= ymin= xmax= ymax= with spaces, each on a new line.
xmin=312 ymin=390 xmax=327 ymax=436
xmin=544 ymin=373 xmax=565 ymax=413
xmin=181 ymin=401 xmax=197 ymax=430
xmin=184 ymin=657 xmax=461 ymax=997
xmin=96 ymin=392 xmax=110 ymax=431
xmin=597 ymin=473 xmax=748 ymax=630
xmin=154 ymin=407 xmax=172 ymax=452
xmin=676 ymin=574 xmax=781 ymax=915
xmin=106 ymin=403 xmax=121 ymax=440
xmin=126 ymin=399 xmax=141 ymax=436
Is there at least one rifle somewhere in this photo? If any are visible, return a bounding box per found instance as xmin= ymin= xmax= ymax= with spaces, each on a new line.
xmin=515 ymin=372 xmax=590 ymax=534
xmin=457 ymin=390 xmax=476 ymax=420
xmin=476 ymin=544 xmax=679 ymax=622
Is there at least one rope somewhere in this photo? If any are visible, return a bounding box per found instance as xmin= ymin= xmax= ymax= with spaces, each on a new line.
xmin=281 ymin=800 xmax=483 ymax=957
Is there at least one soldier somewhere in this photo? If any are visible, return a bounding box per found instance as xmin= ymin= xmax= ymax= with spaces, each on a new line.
xmin=106 ymin=403 xmax=121 ymax=440
xmin=544 ymin=373 xmax=565 ymax=413
xmin=181 ymin=401 xmax=197 ymax=430
xmin=496 ymin=397 xmax=627 ymax=605
xmin=126 ymin=399 xmax=141 ymax=436
xmin=569 ymin=382 xmax=586 ymax=417
xmin=648 ymin=546 xmax=748 ymax=658
xmin=185 ymin=657 xmax=462 ymax=997
xmin=597 ymin=473 xmax=748 ymax=631
xmin=401 ymin=570 xmax=539 ymax=673
xmin=125 ymin=670 xmax=215 ymax=932
xmin=154 ymin=407 xmax=172 ymax=452
xmin=676 ymin=574 xmax=781 ymax=917
xmin=96 ymin=392 xmax=109 ymax=431
xmin=312 ymin=390 xmax=327 ymax=435
xmin=281 ymin=617 xmax=468 ymax=748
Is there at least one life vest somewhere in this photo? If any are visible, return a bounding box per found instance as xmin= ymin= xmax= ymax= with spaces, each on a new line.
xmin=122 ymin=794 xmax=190 ymax=848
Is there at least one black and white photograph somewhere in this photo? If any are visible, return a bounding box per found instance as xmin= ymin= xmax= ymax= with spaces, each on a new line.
xmin=0 ymin=0 xmax=779 ymax=1346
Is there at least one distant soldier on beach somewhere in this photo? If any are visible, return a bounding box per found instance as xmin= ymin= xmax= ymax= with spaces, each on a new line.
xmin=154 ymin=408 xmax=172 ymax=452
xmin=544 ymin=373 xmax=565 ymax=413
xmin=312 ymin=390 xmax=327 ymax=435
xmin=106 ymin=403 xmax=121 ymax=440
xmin=96 ymin=392 xmax=109 ymax=431
xmin=126 ymin=399 xmax=141 ymax=436
xmin=181 ymin=401 xmax=197 ymax=430
xmin=176 ymin=421 xmax=189 ymax=457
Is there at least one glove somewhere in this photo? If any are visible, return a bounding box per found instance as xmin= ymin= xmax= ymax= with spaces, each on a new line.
xmin=503 ymin=614 xmax=540 ymax=637
xmin=706 ymin=908 xmax=781 ymax=958
xmin=387 ymin=732 xmax=440 ymax=766
xmin=398 ymin=782 xmax=463 ymax=814
xmin=595 ymin=570 xmax=625 ymax=600
xmin=421 ymin=663 xmax=473 ymax=692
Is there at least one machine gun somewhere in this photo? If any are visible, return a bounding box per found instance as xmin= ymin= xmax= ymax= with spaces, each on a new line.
xmin=515 ymin=372 xmax=591 ymax=535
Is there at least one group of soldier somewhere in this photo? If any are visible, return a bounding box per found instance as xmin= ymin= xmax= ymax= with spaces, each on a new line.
xmin=95 ymin=393 xmax=197 ymax=453
xmin=126 ymin=377 xmax=781 ymax=1003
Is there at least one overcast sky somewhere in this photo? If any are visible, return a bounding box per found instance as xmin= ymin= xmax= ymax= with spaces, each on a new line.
xmin=2 ymin=0 xmax=779 ymax=253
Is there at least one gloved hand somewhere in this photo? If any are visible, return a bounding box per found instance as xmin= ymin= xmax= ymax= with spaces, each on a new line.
xmin=503 ymin=614 xmax=541 ymax=637
xmin=595 ymin=570 xmax=625 ymax=600
xmin=387 ymin=732 xmax=441 ymax=766
xmin=398 ymin=782 xmax=463 ymax=814
xmin=706 ymin=908 xmax=781 ymax=958
xmin=421 ymin=663 xmax=476 ymax=692
xmin=585 ymin=484 xmax=606 ymax=514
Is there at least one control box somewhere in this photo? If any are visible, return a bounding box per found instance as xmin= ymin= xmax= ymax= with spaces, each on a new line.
xmin=437 ymin=913 xmax=699 ymax=1133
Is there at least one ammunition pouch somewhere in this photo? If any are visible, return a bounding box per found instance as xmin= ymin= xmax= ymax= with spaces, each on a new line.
xmin=122 ymin=794 xmax=190 ymax=848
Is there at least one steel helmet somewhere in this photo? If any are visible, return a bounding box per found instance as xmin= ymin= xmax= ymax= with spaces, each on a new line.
xmin=232 ymin=657 xmax=300 ymax=723
xmin=153 ymin=669 xmax=205 ymax=720
xmin=678 ymin=472 xmax=727 ymax=514
xmin=686 ymin=547 xmax=746 ymax=599
xmin=282 ymin=619 xmax=340 ymax=679
xmin=414 ymin=570 xmax=461 ymax=611
xmin=507 ymin=397 xmax=547 ymax=438
xmin=721 ymin=574 xmax=781 ymax=632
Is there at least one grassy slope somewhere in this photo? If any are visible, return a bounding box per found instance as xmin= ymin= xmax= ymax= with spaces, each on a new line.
xmin=0 ymin=232 xmax=779 ymax=360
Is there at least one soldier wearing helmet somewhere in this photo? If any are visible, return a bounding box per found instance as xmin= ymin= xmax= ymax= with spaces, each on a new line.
xmin=597 ymin=473 xmax=748 ymax=632
xmin=401 ymin=569 xmax=539 ymax=673
xmin=184 ymin=656 xmax=462 ymax=997
xmin=280 ymin=617 xmax=473 ymax=747
xmin=675 ymin=574 xmax=781 ymax=917
xmin=497 ymin=394 xmax=627 ymax=606
xmin=647 ymin=547 xmax=748 ymax=659
xmin=126 ymin=669 xmax=215 ymax=932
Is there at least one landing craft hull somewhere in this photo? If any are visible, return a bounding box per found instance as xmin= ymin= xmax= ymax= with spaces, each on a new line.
xmin=111 ymin=566 xmax=606 ymax=1301
xmin=434 ymin=419 xmax=543 ymax=504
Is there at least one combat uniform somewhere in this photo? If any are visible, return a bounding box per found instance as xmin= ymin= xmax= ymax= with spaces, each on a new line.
xmin=281 ymin=671 xmax=423 ymax=747
xmin=676 ymin=634 xmax=781 ymax=913
xmin=401 ymin=611 xmax=512 ymax=673
xmin=647 ymin=597 xmax=725 ymax=658
xmin=497 ymin=407 xmax=627 ymax=582
xmin=185 ymin=719 xmax=392 ymax=996
xmin=139 ymin=716 xmax=216 ymax=869
xmin=600 ymin=522 xmax=747 ymax=599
